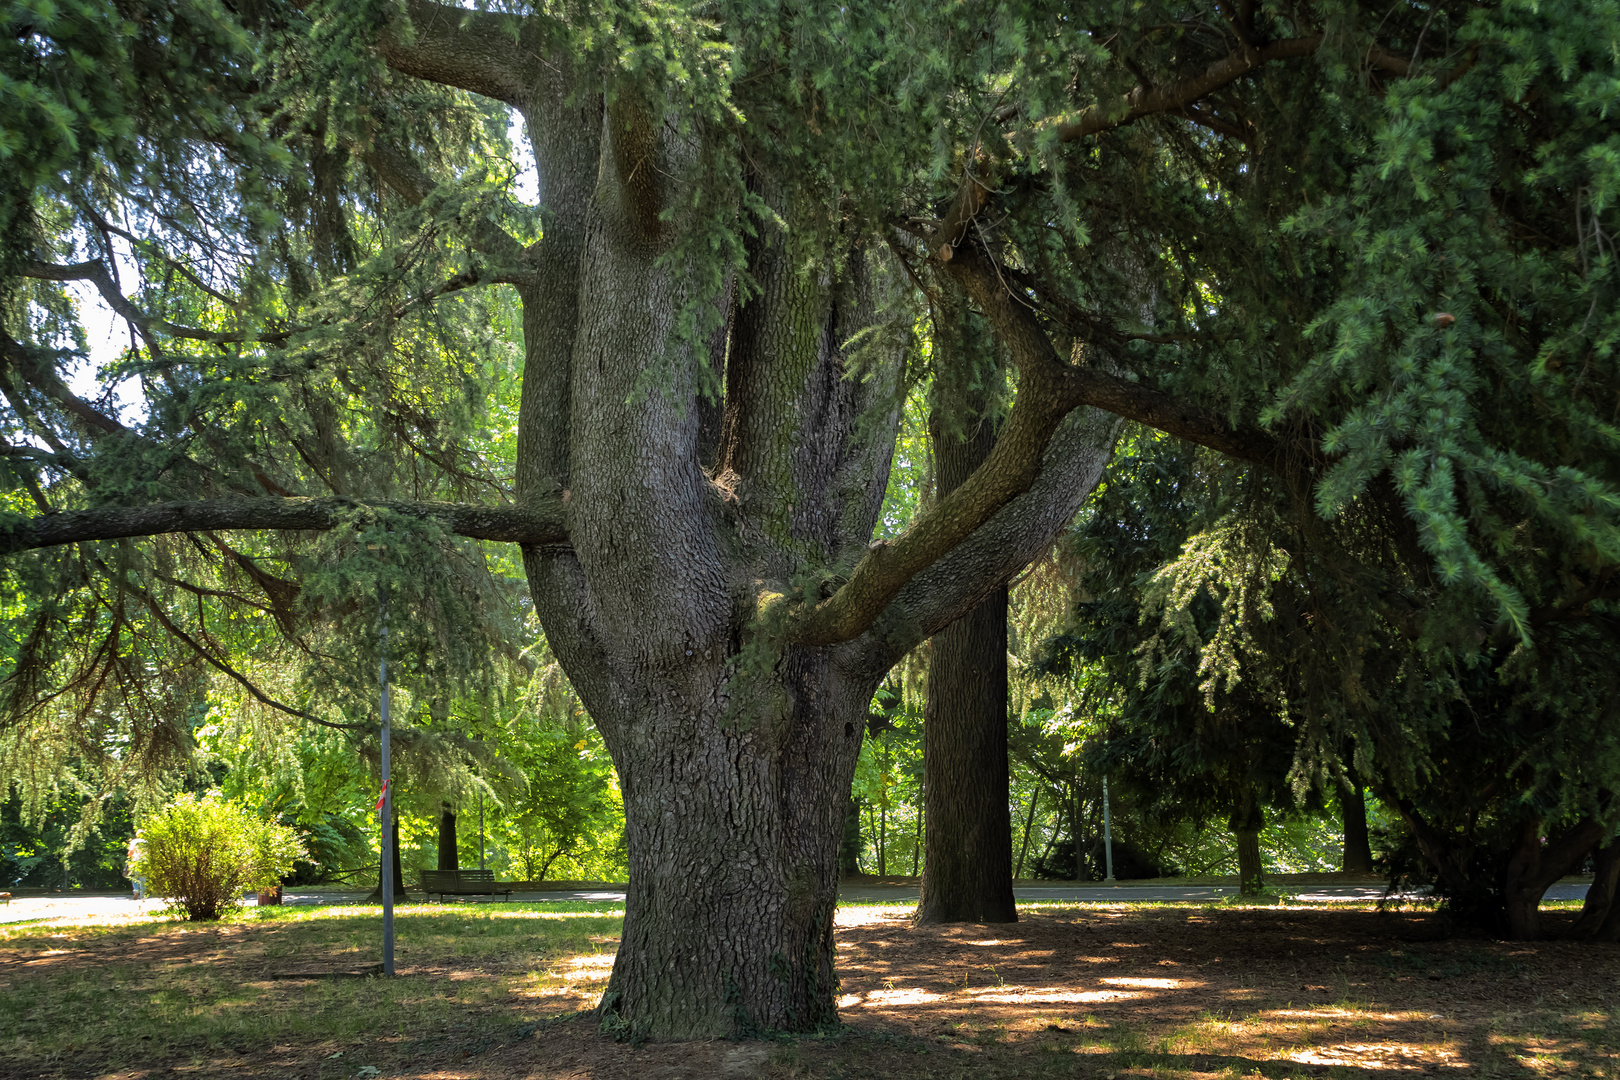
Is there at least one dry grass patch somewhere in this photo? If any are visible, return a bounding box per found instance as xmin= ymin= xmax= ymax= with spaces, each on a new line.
xmin=0 ymin=900 xmax=1615 ymax=1079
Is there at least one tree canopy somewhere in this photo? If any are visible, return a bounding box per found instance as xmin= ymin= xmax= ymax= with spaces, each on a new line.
xmin=4 ymin=0 xmax=1620 ymax=1036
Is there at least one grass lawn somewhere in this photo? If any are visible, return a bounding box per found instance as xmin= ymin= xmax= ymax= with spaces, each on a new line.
xmin=0 ymin=898 xmax=1614 ymax=1079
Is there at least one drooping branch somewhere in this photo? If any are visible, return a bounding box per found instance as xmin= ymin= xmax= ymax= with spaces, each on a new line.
xmin=1 ymin=329 xmax=301 ymax=500
xmin=361 ymin=141 xmax=536 ymax=285
xmin=108 ymin=563 xmax=365 ymax=732
xmin=23 ymin=261 xmax=292 ymax=346
xmin=945 ymin=245 xmax=1283 ymax=465
xmin=0 ymin=495 xmax=567 ymax=555
xmin=1 ymin=328 xmax=128 ymax=436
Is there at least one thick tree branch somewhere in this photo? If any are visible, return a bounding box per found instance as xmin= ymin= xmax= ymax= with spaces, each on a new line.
xmin=787 ymin=238 xmax=1284 ymax=648
xmin=0 ymin=495 xmax=567 ymax=555
xmin=1 ymin=327 xmax=127 ymax=436
xmin=376 ymin=0 xmax=544 ymax=109
xmin=1052 ymin=35 xmax=1418 ymax=142
xmin=858 ymin=403 xmax=1123 ymax=675
xmin=946 ymin=245 xmax=1283 ymax=464
xmin=788 ymin=315 xmax=1082 ymax=646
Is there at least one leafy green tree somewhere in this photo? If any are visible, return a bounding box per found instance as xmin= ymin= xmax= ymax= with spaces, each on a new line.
xmin=8 ymin=0 xmax=1620 ymax=1030
xmin=1044 ymin=423 xmax=1620 ymax=928
xmin=852 ymin=684 xmax=924 ymax=878
xmin=0 ymin=787 xmax=135 ymax=889
xmin=482 ymin=703 xmax=625 ymax=882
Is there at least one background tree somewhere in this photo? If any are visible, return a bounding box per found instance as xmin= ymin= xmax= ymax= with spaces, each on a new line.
xmin=917 ymin=290 xmax=1028 ymax=924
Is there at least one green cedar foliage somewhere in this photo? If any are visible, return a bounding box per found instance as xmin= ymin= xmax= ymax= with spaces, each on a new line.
xmin=3 ymin=0 xmax=1620 ymax=921
xmin=1 ymin=0 xmax=538 ymax=816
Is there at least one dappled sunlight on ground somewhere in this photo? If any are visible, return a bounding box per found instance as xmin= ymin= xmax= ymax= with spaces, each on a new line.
xmin=838 ymin=986 xmax=945 ymax=1008
xmin=1287 ymin=1042 xmax=1465 ymax=1070
xmin=832 ymin=904 xmax=915 ymax=927
xmin=4 ymin=902 xmax=1616 ymax=1079
xmin=823 ymin=906 xmax=1619 ymax=1078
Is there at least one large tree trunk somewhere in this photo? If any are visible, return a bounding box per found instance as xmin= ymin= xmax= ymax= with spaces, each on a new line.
xmin=1572 ymin=840 xmax=1620 ymax=940
xmin=917 ymin=580 xmax=1014 ymax=921
xmin=481 ymin=42 xmax=1117 ymax=1031
xmin=437 ymin=804 xmax=459 ymax=872
xmin=596 ymin=649 xmax=871 ymax=1037
xmin=1500 ymin=815 xmax=1605 ymax=941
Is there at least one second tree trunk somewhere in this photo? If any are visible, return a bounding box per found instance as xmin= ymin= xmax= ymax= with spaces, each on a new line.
xmin=916 ymin=354 xmax=1016 ymax=924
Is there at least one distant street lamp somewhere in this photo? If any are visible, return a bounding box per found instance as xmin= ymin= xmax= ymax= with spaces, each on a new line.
xmin=1102 ymin=775 xmax=1115 ymax=883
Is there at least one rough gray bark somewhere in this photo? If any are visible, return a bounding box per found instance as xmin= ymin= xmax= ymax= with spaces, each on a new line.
xmin=916 ymin=579 xmax=1014 ymax=922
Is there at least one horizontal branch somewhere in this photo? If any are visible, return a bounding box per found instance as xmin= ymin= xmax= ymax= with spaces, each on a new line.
xmin=1054 ymin=35 xmax=1326 ymax=141
xmin=377 ymin=0 xmax=542 ymax=110
xmin=109 ymin=562 xmax=364 ymax=732
xmin=0 ymin=495 xmax=567 ymax=555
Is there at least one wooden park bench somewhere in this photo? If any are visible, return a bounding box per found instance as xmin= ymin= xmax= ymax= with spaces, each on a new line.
xmin=420 ymin=869 xmax=512 ymax=901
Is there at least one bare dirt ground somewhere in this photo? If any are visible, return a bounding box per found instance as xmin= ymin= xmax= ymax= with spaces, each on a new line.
xmin=2 ymin=902 xmax=1614 ymax=1079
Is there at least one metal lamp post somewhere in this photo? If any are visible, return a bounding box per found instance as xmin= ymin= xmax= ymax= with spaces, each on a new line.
xmin=1102 ymin=775 xmax=1116 ymax=882
xmin=379 ymin=591 xmax=395 ymax=976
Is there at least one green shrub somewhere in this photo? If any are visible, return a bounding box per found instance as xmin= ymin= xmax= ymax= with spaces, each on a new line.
xmin=131 ymin=794 xmax=304 ymax=920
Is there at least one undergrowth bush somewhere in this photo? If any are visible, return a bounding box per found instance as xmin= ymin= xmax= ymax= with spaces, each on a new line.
xmin=131 ymin=794 xmax=304 ymax=920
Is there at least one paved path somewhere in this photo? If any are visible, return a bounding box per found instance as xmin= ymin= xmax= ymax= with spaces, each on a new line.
xmin=1 ymin=882 xmax=1592 ymax=925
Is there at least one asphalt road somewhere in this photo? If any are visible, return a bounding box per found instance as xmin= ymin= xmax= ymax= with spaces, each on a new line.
xmin=0 ymin=881 xmax=1593 ymax=925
